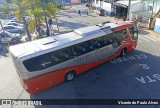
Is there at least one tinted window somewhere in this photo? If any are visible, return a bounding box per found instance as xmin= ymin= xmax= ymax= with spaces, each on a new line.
xmin=8 ymin=26 xmax=14 ymax=29
xmin=129 ymin=27 xmax=138 ymax=40
xmin=117 ymin=29 xmax=128 ymax=40
xmin=23 ymin=34 xmax=122 ymax=72
xmin=13 ymin=24 xmax=18 ymax=26
xmin=3 ymin=27 xmax=8 ymax=29
xmin=23 ymin=53 xmax=52 ymax=72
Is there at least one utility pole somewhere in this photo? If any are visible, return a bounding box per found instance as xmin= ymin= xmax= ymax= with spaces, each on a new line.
xmin=149 ymin=0 xmax=155 ymax=29
xmin=128 ymin=0 xmax=131 ymax=21
xmin=100 ymin=0 xmax=103 ymax=9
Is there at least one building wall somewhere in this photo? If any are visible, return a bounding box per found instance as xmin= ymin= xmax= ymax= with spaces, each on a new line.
xmin=130 ymin=2 xmax=144 ymax=13
xmin=145 ymin=0 xmax=160 ymax=13
xmin=70 ymin=0 xmax=80 ymax=4
xmin=94 ymin=0 xmax=112 ymax=12
xmin=54 ymin=0 xmax=71 ymax=5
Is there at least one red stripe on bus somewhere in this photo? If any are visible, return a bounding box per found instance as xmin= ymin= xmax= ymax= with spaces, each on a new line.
xmin=23 ymin=45 xmax=133 ymax=94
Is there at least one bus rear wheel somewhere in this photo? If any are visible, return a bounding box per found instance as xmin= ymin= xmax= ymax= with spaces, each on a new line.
xmin=65 ymin=71 xmax=76 ymax=81
xmin=120 ymin=48 xmax=127 ymax=56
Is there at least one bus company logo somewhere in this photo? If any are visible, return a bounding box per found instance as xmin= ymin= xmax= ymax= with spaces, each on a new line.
xmin=2 ymin=100 xmax=42 ymax=106
xmin=2 ymin=100 xmax=11 ymax=105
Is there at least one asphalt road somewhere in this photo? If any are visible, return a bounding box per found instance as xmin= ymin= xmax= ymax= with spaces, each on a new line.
xmin=1 ymin=31 xmax=160 ymax=108
xmin=1 ymin=5 xmax=160 ymax=108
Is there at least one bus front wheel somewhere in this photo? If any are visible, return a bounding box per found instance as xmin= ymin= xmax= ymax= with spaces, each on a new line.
xmin=65 ymin=71 xmax=76 ymax=81
xmin=120 ymin=48 xmax=127 ymax=56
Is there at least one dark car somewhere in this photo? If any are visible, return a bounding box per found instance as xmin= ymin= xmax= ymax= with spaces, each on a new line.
xmin=0 ymin=31 xmax=21 ymax=43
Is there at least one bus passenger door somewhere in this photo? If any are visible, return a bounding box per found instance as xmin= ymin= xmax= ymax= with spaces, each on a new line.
xmin=128 ymin=27 xmax=138 ymax=49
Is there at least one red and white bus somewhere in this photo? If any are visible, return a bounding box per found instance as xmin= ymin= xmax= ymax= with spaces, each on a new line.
xmin=9 ymin=21 xmax=138 ymax=94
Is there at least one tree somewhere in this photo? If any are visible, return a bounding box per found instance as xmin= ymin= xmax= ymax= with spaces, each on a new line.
xmin=33 ymin=0 xmax=59 ymax=36
xmin=12 ymin=0 xmax=31 ymax=41
xmin=147 ymin=0 xmax=160 ymax=29
xmin=139 ymin=0 xmax=160 ymax=29
xmin=26 ymin=4 xmax=45 ymax=36
xmin=12 ymin=0 xmax=59 ymax=40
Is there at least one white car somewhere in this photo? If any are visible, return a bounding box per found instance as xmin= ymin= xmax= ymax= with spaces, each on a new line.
xmin=0 ymin=31 xmax=21 ymax=43
xmin=6 ymin=22 xmax=24 ymax=28
xmin=3 ymin=25 xmax=24 ymax=33
xmin=10 ymin=20 xmax=23 ymax=24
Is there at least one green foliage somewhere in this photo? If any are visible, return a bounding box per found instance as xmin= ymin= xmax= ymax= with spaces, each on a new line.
xmin=32 ymin=34 xmax=47 ymax=40
xmin=12 ymin=0 xmax=59 ymax=40
xmin=0 ymin=3 xmax=15 ymax=14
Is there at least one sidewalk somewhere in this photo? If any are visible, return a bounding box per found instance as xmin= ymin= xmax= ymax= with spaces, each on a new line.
xmin=145 ymin=30 xmax=160 ymax=38
xmin=30 ymin=4 xmax=160 ymax=38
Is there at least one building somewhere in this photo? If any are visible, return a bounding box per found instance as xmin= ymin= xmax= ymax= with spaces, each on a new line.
xmin=93 ymin=0 xmax=115 ymax=16
xmin=54 ymin=0 xmax=92 ymax=5
xmin=144 ymin=0 xmax=160 ymax=13
xmin=115 ymin=0 xmax=144 ymax=19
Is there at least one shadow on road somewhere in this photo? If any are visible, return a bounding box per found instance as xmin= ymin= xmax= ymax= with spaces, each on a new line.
xmin=29 ymin=49 xmax=160 ymax=108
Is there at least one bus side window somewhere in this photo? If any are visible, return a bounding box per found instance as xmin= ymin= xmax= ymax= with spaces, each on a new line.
xmin=104 ymin=34 xmax=112 ymax=45
xmin=51 ymin=52 xmax=60 ymax=65
xmin=58 ymin=48 xmax=70 ymax=62
xmin=23 ymin=53 xmax=52 ymax=72
xmin=71 ymin=47 xmax=77 ymax=56
xmin=95 ymin=37 xmax=103 ymax=48
xmin=88 ymin=40 xmax=95 ymax=51
xmin=107 ymin=34 xmax=113 ymax=45
xmin=40 ymin=54 xmax=52 ymax=68
xmin=81 ymin=41 xmax=90 ymax=53
xmin=118 ymin=30 xmax=128 ymax=40
xmin=51 ymin=55 xmax=59 ymax=62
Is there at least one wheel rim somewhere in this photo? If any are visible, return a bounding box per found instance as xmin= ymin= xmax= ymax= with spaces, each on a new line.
xmin=67 ymin=73 xmax=74 ymax=81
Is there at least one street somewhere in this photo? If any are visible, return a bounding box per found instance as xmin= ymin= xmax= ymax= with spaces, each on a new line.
xmin=1 ymin=4 xmax=160 ymax=108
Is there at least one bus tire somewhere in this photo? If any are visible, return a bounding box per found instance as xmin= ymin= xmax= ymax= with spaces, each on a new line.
xmin=120 ymin=48 xmax=127 ymax=56
xmin=65 ymin=71 xmax=76 ymax=81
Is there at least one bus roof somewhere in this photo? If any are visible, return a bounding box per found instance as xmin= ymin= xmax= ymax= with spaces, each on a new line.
xmin=9 ymin=21 xmax=133 ymax=58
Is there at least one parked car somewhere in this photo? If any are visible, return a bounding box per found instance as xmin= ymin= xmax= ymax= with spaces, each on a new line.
xmin=10 ymin=20 xmax=23 ymax=24
xmin=0 ymin=31 xmax=21 ymax=43
xmin=3 ymin=25 xmax=24 ymax=33
xmin=6 ymin=22 xmax=24 ymax=28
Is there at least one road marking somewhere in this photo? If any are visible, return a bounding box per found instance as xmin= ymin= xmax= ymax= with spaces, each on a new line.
xmin=143 ymin=36 xmax=157 ymax=41
xmin=139 ymin=64 xmax=150 ymax=70
xmin=138 ymin=36 xmax=150 ymax=42
xmin=110 ymin=54 xmax=147 ymax=63
xmin=135 ymin=74 xmax=160 ymax=84
xmin=148 ymin=35 xmax=160 ymax=41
